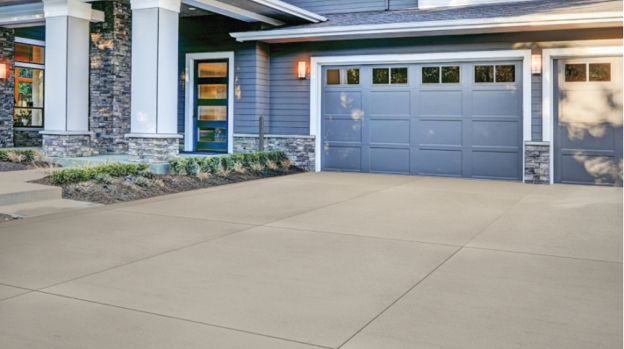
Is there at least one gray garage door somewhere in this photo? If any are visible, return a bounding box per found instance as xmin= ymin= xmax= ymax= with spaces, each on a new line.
xmin=321 ymin=61 xmax=523 ymax=180
xmin=554 ymin=57 xmax=623 ymax=186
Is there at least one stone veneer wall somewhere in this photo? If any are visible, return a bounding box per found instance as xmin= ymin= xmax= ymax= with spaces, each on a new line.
xmin=89 ymin=1 xmax=131 ymax=155
xmin=128 ymin=137 xmax=179 ymax=163
xmin=42 ymin=135 xmax=92 ymax=157
xmin=14 ymin=130 xmax=42 ymax=147
xmin=0 ymin=28 xmax=15 ymax=148
xmin=524 ymin=142 xmax=550 ymax=184
xmin=233 ymin=135 xmax=315 ymax=171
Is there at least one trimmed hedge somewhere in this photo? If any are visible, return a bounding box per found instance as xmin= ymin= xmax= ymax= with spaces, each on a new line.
xmin=51 ymin=163 xmax=150 ymax=185
xmin=169 ymin=151 xmax=289 ymax=175
xmin=0 ymin=149 xmax=36 ymax=162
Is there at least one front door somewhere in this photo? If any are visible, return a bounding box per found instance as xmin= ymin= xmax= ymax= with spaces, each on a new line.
xmin=194 ymin=59 xmax=229 ymax=152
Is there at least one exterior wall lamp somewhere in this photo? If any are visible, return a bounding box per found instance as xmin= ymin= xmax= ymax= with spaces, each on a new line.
xmin=0 ymin=63 xmax=7 ymax=80
xmin=532 ymin=54 xmax=542 ymax=75
xmin=297 ymin=61 xmax=308 ymax=79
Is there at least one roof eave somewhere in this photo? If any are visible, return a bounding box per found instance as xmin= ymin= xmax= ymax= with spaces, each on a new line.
xmin=230 ymin=11 xmax=623 ymax=43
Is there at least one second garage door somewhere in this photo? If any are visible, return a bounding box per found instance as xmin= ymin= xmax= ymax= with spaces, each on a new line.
xmin=321 ymin=61 xmax=523 ymax=180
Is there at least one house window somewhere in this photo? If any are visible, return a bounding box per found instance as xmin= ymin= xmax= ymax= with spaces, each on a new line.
xmin=15 ymin=43 xmax=44 ymax=64
xmin=14 ymin=67 xmax=44 ymax=128
xmin=373 ymin=67 xmax=408 ymax=84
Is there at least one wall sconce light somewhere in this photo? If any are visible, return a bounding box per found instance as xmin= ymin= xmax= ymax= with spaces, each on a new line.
xmin=297 ymin=61 xmax=307 ymax=79
xmin=532 ymin=54 xmax=542 ymax=75
xmin=0 ymin=63 xmax=7 ymax=80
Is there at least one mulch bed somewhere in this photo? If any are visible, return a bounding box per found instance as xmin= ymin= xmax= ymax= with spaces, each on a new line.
xmin=31 ymin=166 xmax=305 ymax=205
xmin=0 ymin=161 xmax=60 ymax=172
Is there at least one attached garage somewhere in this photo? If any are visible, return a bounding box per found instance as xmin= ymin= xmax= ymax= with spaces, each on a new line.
xmin=554 ymin=57 xmax=623 ymax=186
xmin=320 ymin=61 xmax=523 ymax=180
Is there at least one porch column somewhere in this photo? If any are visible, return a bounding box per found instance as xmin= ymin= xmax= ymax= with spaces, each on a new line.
xmin=126 ymin=0 xmax=182 ymax=163
xmin=41 ymin=0 xmax=93 ymax=157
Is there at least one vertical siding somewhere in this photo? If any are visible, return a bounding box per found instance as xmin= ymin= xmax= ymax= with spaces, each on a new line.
xmin=14 ymin=26 xmax=45 ymax=41
xmin=177 ymin=16 xmax=267 ymax=135
xmin=279 ymin=0 xmax=386 ymax=14
xmin=269 ymin=29 xmax=622 ymax=137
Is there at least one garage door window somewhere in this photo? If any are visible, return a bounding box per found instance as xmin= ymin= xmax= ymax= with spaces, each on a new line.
xmin=346 ymin=69 xmax=360 ymax=85
xmin=566 ymin=63 xmax=612 ymax=82
xmin=327 ymin=69 xmax=341 ymax=85
xmin=475 ymin=65 xmax=515 ymax=83
xmin=373 ymin=67 xmax=408 ymax=84
xmin=422 ymin=66 xmax=460 ymax=84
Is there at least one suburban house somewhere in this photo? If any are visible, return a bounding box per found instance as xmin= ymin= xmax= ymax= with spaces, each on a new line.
xmin=0 ymin=0 xmax=622 ymax=185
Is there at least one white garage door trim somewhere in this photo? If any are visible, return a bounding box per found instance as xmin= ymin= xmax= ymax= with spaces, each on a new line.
xmin=542 ymin=46 xmax=623 ymax=184
xmin=310 ymin=49 xmax=532 ymax=172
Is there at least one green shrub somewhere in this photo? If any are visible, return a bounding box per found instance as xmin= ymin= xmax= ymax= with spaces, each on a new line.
xmin=167 ymin=151 xmax=290 ymax=176
xmin=135 ymin=176 xmax=149 ymax=187
xmin=169 ymin=157 xmax=188 ymax=175
xmin=94 ymin=173 xmax=115 ymax=185
xmin=207 ymin=156 xmax=222 ymax=173
xmin=221 ymin=156 xmax=235 ymax=171
xmin=51 ymin=163 xmax=151 ymax=185
xmin=187 ymin=162 xmax=200 ymax=176
xmin=0 ymin=149 xmax=36 ymax=162
xmin=138 ymin=169 xmax=156 ymax=179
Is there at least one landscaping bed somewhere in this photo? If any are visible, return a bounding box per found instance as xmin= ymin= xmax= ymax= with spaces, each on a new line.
xmin=31 ymin=151 xmax=304 ymax=205
xmin=0 ymin=149 xmax=59 ymax=172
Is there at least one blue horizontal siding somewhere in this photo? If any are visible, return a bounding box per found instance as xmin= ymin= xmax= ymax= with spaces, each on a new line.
xmin=14 ymin=26 xmax=45 ymax=41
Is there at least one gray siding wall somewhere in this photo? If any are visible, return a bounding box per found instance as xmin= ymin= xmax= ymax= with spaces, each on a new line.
xmin=269 ymin=28 xmax=622 ymax=140
xmin=14 ymin=26 xmax=45 ymax=41
xmin=280 ymin=0 xmax=387 ymax=14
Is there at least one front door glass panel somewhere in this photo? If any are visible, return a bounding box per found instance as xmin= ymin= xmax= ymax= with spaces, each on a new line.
xmin=195 ymin=59 xmax=228 ymax=152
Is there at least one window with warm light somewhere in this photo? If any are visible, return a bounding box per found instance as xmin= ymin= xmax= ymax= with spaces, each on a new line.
xmin=13 ymin=39 xmax=45 ymax=128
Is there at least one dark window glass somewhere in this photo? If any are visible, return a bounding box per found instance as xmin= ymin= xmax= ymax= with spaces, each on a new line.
xmin=495 ymin=65 xmax=515 ymax=83
xmin=346 ymin=68 xmax=360 ymax=84
xmin=475 ymin=66 xmax=494 ymax=83
xmin=589 ymin=63 xmax=611 ymax=81
xmin=441 ymin=66 xmax=460 ymax=83
xmin=198 ymin=128 xmax=226 ymax=142
xmin=327 ymin=69 xmax=340 ymax=85
xmin=15 ymin=43 xmax=30 ymax=62
xmin=565 ymin=64 xmax=586 ymax=82
xmin=373 ymin=68 xmax=389 ymax=84
xmin=422 ymin=67 xmax=440 ymax=83
xmin=391 ymin=68 xmax=408 ymax=84
xmin=14 ymin=67 xmax=44 ymax=127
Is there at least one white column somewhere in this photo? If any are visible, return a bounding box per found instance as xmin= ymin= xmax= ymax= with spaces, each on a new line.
xmin=127 ymin=0 xmax=181 ymax=137
xmin=41 ymin=0 xmax=91 ymax=135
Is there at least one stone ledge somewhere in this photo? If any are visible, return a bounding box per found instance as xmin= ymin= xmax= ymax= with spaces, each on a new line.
xmin=127 ymin=137 xmax=179 ymax=163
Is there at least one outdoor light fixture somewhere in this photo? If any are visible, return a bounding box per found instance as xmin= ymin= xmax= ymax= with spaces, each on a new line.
xmin=532 ymin=54 xmax=542 ymax=75
xmin=297 ymin=61 xmax=307 ymax=79
xmin=0 ymin=63 xmax=6 ymax=80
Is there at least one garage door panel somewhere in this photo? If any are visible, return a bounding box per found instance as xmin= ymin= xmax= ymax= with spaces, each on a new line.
xmin=369 ymin=91 xmax=411 ymax=116
xmin=324 ymin=91 xmax=362 ymax=115
xmin=417 ymin=149 xmax=463 ymax=176
xmin=418 ymin=120 xmax=463 ymax=146
xmin=323 ymin=146 xmax=362 ymax=171
xmin=370 ymin=119 xmax=410 ymax=144
xmin=472 ymin=151 xmax=519 ymax=179
xmin=370 ymin=148 xmax=410 ymax=174
xmin=472 ymin=90 xmax=520 ymax=116
xmin=472 ymin=120 xmax=519 ymax=148
xmin=560 ymin=124 xmax=616 ymax=152
xmin=324 ymin=118 xmax=362 ymax=143
xmin=419 ymin=91 xmax=463 ymax=116
xmin=559 ymin=154 xmax=620 ymax=185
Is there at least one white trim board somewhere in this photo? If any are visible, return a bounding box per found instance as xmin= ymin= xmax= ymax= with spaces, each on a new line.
xmin=15 ymin=37 xmax=45 ymax=46
xmin=541 ymin=46 xmax=623 ymax=184
xmin=231 ymin=12 xmax=623 ymax=43
xmin=309 ymin=49 xmax=533 ymax=173
xmin=184 ymin=51 xmax=235 ymax=153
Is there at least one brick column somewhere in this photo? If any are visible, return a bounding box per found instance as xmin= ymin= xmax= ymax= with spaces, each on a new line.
xmin=0 ymin=28 xmax=15 ymax=148
xmin=90 ymin=1 xmax=131 ymax=155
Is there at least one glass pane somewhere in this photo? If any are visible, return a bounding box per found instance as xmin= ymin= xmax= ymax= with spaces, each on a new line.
xmin=15 ymin=69 xmax=44 ymax=108
xmin=422 ymin=67 xmax=440 ymax=83
xmin=31 ymin=109 xmax=43 ymax=127
xmin=18 ymin=68 xmax=32 ymax=78
xmin=198 ymin=62 xmax=227 ymax=77
xmin=565 ymin=64 xmax=586 ymax=82
xmin=199 ymin=84 xmax=227 ymax=99
xmin=15 ymin=43 xmax=30 ymax=62
xmin=391 ymin=68 xmax=408 ymax=84
xmin=198 ymin=128 xmax=226 ymax=142
xmin=346 ymin=69 xmax=359 ymax=84
xmin=198 ymin=106 xmax=227 ymax=120
xmin=441 ymin=66 xmax=460 ymax=83
xmin=327 ymin=69 xmax=340 ymax=85
xmin=31 ymin=46 xmax=44 ymax=64
xmin=496 ymin=65 xmax=515 ymax=83
xmin=14 ymin=108 xmax=41 ymax=127
xmin=589 ymin=63 xmax=611 ymax=81
xmin=475 ymin=66 xmax=494 ymax=83
xmin=372 ymin=68 xmax=389 ymax=84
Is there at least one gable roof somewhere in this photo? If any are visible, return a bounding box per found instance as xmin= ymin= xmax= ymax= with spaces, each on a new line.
xmin=231 ymin=0 xmax=623 ymax=42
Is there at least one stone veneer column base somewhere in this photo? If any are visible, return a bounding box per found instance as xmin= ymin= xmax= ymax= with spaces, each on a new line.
xmin=42 ymin=134 xmax=92 ymax=157
xmin=127 ymin=137 xmax=179 ymax=163
xmin=524 ymin=142 xmax=550 ymax=184
xmin=233 ymin=135 xmax=315 ymax=171
xmin=14 ymin=130 xmax=43 ymax=147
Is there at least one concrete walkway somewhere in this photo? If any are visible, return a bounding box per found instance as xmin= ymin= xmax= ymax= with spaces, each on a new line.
xmin=0 ymin=172 xmax=621 ymax=348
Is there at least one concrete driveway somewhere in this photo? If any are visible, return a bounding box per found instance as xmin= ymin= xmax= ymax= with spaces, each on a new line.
xmin=0 ymin=172 xmax=621 ymax=349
